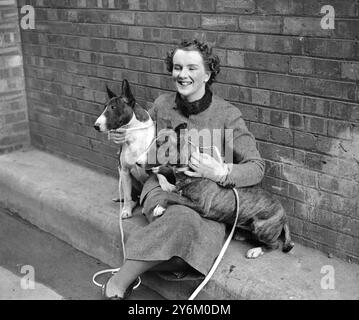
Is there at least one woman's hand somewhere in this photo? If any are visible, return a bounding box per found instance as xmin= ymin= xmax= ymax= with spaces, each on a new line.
xmin=107 ymin=128 xmax=127 ymax=145
xmin=184 ymin=150 xmax=229 ymax=182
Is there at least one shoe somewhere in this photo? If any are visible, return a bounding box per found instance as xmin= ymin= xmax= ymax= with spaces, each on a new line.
xmin=102 ymin=277 xmax=141 ymax=300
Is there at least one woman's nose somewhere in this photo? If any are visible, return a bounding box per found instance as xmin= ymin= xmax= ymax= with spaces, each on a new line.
xmin=178 ymin=68 xmax=189 ymax=78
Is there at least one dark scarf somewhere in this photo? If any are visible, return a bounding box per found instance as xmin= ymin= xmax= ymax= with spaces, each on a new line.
xmin=175 ymin=85 xmax=213 ymax=118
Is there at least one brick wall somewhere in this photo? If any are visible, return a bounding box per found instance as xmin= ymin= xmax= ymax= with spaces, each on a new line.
xmin=18 ymin=0 xmax=359 ymax=262
xmin=0 ymin=0 xmax=30 ymax=154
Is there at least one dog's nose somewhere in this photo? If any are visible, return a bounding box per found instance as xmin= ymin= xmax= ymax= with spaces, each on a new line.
xmin=94 ymin=124 xmax=100 ymax=131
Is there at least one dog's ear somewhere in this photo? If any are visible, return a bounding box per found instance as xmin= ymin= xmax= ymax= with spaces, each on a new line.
xmin=106 ymin=85 xmax=117 ymax=99
xmin=121 ymin=79 xmax=135 ymax=106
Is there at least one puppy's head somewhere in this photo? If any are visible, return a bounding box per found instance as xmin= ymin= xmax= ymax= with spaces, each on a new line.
xmin=94 ymin=79 xmax=135 ymax=132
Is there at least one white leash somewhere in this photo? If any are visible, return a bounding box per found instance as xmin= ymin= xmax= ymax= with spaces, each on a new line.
xmin=92 ymin=169 xmax=141 ymax=290
xmin=92 ymin=120 xmax=174 ymax=290
xmin=188 ymin=145 xmax=239 ymax=300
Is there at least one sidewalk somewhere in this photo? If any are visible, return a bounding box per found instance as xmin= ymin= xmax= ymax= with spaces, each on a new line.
xmin=0 ymin=148 xmax=358 ymax=300
xmin=0 ymin=207 xmax=164 ymax=300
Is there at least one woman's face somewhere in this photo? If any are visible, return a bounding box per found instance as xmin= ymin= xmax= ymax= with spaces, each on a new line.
xmin=172 ymin=49 xmax=211 ymax=102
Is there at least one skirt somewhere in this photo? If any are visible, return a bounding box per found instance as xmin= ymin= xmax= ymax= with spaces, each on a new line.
xmin=125 ymin=174 xmax=227 ymax=276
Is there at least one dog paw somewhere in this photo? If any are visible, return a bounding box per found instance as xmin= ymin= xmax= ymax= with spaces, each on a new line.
xmin=162 ymin=183 xmax=176 ymax=193
xmin=121 ymin=201 xmax=137 ymax=219
xmin=121 ymin=206 xmax=133 ymax=219
xmin=245 ymin=247 xmax=264 ymax=259
xmin=157 ymin=174 xmax=176 ymax=193
xmin=153 ymin=205 xmax=166 ymax=217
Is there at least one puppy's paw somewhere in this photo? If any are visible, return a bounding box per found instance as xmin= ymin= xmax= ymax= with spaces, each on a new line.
xmin=245 ymin=247 xmax=264 ymax=259
xmin=153 ymin=204 xmax=166 ymax=217
xmin=121 ymin=207 xmax=133 ymax=219
xmin=121 ymin=201 xmax=137 ymax=219
xmin=157 ymin=174 xmax=176 ymax=192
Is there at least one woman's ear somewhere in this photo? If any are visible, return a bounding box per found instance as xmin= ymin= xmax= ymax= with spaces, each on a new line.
xmin=204 ymin=71 xmax=211 ymax=83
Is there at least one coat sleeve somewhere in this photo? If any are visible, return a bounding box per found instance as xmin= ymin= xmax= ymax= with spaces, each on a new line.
xmin=217 ymin=106 xmax=265 ymax=188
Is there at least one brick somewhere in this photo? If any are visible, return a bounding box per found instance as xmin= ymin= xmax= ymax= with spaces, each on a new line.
xmin=304 ymin=78 xmax=357 ymax=101
xmin=283 ymin=17 xmax=330 ymax=37
xmin=258 ymin=141 xmax=295 ymax=162
xmin=201 ymin=15 xmax=238 ymax=31
xmin=252 ymin=89 xmax=270 ymax=106
xmin=288 ymin=183 xmax=306 ymax=202
xmin=282 ymin=163 xmax=318 ymax=188
xmin=315 ymin=190 xmax=358 ymax=217
xmin=280 ymin=93 xmax=303 ymax=112
xmin=256 ymin=34 xmax=303 ymax=54
xmin=293 ymin=131 xmax=317 ymax=151
xmin=304 ymin=38 xmax=357 ymax=60
xmin=341 ymin=62 xmax=359 ymax=81
xmin=329 ymin=101 xmax=353 ymax=121
xmin=148 ymin=0 xmax=180 ymax=11
xmin=335 ymin=19 xmax=359 ymax=40
xmin=258 ymin=73 xmax=304 ymax=94
xmin=327 ymin=120 xmax=352 ymax=140
xmin=270 ymin=126 xmax=293 ymax=146
xmin=289 ymin=113 xmax=304 ymax=130
xmin=264 ymin=159 xmax=282 ymax=178
xmin=262 ymin=176 xmax=289 ymax=197
xmin=226 ymin=50 xmax=245 ymax=67
xmin=217 ymin=33 xmax=256 ymax=50
xmin=109 ymin=11 xmax=135 ymax=24
xmin=303 ymin=97 xmax=329 ymax=117
xmin=245 ymin=52 xmax=289 ymax=73
xmin=167 ymin=13 xmax=201 ymax=28
xmin=256 ymin=0 xmax=303 ymax=15
xmin=219 ymin=67 xmax=257 ymax=86
xmin=304 ymin=116 xmax=327 ymax=135
xmin=238 ymin=15 xmax=281 ymax=33
xmin=180 ymin=0 xmax=216 ymax=12
xmin=313 ymin=59 xmax=341 ymax=79
xmin=319 ymin=174 xmax=359 ymax=198
xmin=216 ymin=0 xmax=255 ymax=14
xmin=234 ymin=103 xmax=258 ymax=121
xmin=289 ymin=57 xmax=313 ymax=75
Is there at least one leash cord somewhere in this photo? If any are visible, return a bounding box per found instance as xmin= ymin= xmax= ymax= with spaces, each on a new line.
xmin=187 ymin=145 xmax=238 ymax=300
xmin=188 ymin=187 xmax=240 ymax=300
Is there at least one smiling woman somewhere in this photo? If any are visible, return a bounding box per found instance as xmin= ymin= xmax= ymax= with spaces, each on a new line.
xmin=105 ymin=39 xmax=265 ymax=300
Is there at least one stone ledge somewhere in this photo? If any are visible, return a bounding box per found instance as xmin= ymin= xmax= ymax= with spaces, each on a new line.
xmin=0 ymin=148 xmax=358 ymax=300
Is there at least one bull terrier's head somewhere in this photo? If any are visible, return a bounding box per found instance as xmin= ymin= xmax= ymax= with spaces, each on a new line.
xmin=94 ymin=79 xmax=136 ymax=132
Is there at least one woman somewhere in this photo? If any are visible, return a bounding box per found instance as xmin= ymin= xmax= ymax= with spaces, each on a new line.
xmin=104 ymin=39 xmax=265 ymax=299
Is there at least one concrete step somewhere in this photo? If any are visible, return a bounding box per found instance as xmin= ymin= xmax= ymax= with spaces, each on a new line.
xmin=0 ymin=148 xmax=358 ymax=300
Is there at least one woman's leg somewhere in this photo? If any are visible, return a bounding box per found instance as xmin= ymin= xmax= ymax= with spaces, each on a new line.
xmin=105 ymin=257 xmax=191 ymax=298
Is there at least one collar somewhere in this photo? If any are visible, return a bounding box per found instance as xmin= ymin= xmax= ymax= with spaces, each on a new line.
xmin=174 ymin=85 xmax=213 ymax=118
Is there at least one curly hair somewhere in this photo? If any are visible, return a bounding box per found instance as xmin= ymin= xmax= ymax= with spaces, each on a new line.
xmin=164 ymin=39 xmax=221 ymax=86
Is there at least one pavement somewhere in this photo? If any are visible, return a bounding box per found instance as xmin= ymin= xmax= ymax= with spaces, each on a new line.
xmin=0 ymin=148 xmax=358 ymax=300
xmin=0 ymin=206 xmax=164 ymax=300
